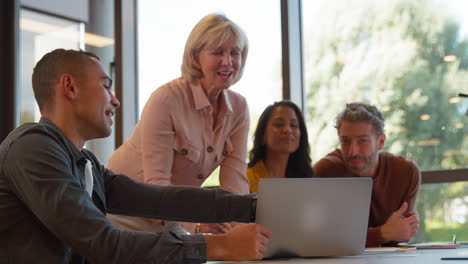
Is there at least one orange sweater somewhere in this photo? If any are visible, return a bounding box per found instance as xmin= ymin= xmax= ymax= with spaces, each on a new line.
xmin=313 ymin=149 xmax=421 ymax=247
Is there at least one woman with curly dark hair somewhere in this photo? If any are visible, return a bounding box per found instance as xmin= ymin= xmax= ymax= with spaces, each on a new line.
xmin=247 ymin=101 xmax=313 ymax=193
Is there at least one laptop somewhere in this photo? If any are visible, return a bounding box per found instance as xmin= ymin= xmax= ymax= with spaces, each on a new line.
xmin=256 ymin=178 xmax=372 ymax=258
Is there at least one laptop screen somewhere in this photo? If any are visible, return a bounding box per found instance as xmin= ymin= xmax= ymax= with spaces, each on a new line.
xmin=256 ymin=178 xmax=372 ymax=258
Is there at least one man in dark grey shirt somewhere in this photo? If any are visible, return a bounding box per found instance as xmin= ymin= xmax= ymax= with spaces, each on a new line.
xmin=0 ymin=49 xmax=271 ymax=264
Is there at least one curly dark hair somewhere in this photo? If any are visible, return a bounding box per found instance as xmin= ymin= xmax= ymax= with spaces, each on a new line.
xmin=335 ymin=102 xmax=385 ymax=135
xmin=248 ymin=100 xmax=313 ymax=178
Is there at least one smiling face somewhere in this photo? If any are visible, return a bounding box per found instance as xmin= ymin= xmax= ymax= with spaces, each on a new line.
xmin=197 ymin=34 xmax=242 ymax=93
xmin=263 ymin=106 xmax=301 ymax=155
xmin=338 ymin=121 xmax=386 ymax=177
xmin=73 ymin=57 xmax=120 ymax=140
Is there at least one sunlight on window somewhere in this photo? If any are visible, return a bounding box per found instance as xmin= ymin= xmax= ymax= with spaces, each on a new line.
xmin=303 ymin=0 xmax=468 ymax=170
xmin=303 ymin=0 xmax=468 ymax=243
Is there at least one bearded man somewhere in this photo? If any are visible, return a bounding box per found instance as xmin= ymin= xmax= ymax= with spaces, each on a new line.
xmin=313 ymin=103 xmax=420 ymax=247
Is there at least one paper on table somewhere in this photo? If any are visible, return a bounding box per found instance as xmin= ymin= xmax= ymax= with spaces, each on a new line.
xmin=409 ymin=242 xmax=461 ymax=249
xmin=364 ymin=247 xmax=413 ymax=254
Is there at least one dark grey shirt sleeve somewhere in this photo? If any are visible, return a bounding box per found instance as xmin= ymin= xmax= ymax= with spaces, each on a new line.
xmin=102 ymin=164 xmax=254 ymax=223
xmin=0 ymin=120 xmax=255 ymax=264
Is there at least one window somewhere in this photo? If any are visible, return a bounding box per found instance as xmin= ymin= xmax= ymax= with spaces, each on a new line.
xmin=417 ymin=182 xmax=468 ymax=242
xmin=18 ymin=9 xmax=83 ymax=125
xmin=137 ymin=0 xmax=283 ymax=186
xmin=302 ymin=0 xmax=468 ymax=242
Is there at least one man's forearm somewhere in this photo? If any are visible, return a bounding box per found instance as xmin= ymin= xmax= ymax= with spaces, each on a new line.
xmin=366 ymin=226 xmax=387 ymax=247
xmin=105 ymin=173 xmax=256 ymax=223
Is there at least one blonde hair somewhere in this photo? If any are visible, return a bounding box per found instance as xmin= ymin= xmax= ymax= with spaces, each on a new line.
xmin=181 ymin=13 xmax=249 ymax=84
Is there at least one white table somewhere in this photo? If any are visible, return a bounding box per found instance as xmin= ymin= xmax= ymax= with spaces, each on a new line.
xmin=209 ymin=247 xmax=468 ymax=264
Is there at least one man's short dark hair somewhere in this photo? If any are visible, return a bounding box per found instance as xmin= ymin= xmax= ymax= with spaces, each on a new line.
xmin=335 ymin=102 xmax=385 ymax=135
xmin=32 ymin=49 xmax=100 ymax=111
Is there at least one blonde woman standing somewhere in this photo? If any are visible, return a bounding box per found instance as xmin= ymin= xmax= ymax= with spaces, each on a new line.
xmin=107 ymin=14 xmax=250 ymax=234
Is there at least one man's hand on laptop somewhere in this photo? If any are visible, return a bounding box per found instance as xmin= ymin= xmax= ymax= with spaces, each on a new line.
xmin=381 ymin=202 xmax=419 ymax=242
xmin=205 ymin=223 xmax=272 ymax=261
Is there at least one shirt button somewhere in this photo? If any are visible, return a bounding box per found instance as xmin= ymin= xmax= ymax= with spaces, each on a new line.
xmin=207 ymin=146 xmax=214 ymax=153
xmin=181 ymin=149 xmax=188 ymax=155
xmin=197 ymin=174 xmax=204 ymax=179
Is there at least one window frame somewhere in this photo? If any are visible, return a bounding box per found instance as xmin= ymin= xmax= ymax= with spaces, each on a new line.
xmin=0 ymin=0 xmax=19 ymax=142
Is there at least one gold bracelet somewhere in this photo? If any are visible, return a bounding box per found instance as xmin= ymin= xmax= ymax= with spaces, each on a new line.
xmin=194 ymin=223 xmax=201 ymax=234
